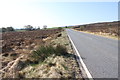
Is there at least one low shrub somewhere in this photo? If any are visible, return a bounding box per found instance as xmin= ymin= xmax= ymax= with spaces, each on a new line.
xmin=29 ymin=45 xmax=67 ymax=63
xmin=80 ymin=26 xmax=85 ymax=31
xmin=55 ymin=44 xmax=67 ymax=56
xmin=58 ymin=27 xmax=63 ymax=30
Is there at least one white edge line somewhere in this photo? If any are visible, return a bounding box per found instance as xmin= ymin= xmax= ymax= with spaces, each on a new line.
xmin=67 ymin=33 xmax=94 ymax=80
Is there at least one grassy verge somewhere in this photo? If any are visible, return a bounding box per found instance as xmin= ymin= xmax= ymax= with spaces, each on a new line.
xmin=17 ymin=30 xmax=82 ymax=78
xmin=73 ymin=29 xmax=118 ymax=40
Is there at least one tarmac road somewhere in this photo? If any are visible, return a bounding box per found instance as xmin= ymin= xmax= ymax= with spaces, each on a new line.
xmin=66 ymin=29 xmax=118 ymax=78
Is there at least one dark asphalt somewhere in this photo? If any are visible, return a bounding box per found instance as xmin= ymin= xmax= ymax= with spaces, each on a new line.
xmin=66 ymin=29 xmax=118 ymax=78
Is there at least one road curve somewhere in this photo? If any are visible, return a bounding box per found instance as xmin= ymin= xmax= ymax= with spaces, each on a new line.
xmin=66 ymin=29 xmax=118 ymax=78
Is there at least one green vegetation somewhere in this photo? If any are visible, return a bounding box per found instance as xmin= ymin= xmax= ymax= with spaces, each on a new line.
xmin=50 ymin=26 xmax=67 ymax=29
xmin=62 ymin=64 xmax=68 ymax=70
xmin=58 ymin=27 xmax=63 ymax=30
xmin=0 ymin=27 xmax=15 ymax=32
xmin=29 ymin=45 xmax=67 ymax=63
xmin=80 ymin=26 xmax=85 ymax=31
xmin=43 ymin=25 xmax=47 ymax=29
xmin=24 ymin=25 xmax=33 ymax=31
xmin=15 ymin=29 xmax=26 ymax=32
xmin=47 ymin=26 xmax=72 ymax=30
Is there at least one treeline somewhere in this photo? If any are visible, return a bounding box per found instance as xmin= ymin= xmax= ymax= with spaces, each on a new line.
xmin=0 ymin=27 xmax=15 ymax=32
xmin=0 ymin=25 xmax=65 ymax=33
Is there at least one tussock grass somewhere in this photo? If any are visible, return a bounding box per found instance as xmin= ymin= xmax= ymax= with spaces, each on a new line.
xmin=29 ymin=45 xmax=67 ymax=63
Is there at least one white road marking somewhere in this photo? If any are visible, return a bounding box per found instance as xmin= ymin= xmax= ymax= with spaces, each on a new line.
xmin=67 ymin=33 xmax=94 ymax=80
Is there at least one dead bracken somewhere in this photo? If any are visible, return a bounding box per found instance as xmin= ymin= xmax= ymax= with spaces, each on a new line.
xmin=1 ymin=29 xmax=83 ymax=79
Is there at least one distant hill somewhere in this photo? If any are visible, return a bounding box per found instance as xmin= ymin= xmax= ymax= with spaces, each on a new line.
xmin=72 ymin=21 xmax=119 ymax=37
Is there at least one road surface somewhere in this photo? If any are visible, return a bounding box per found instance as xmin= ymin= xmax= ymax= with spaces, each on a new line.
xmin=66 ymin=29 xmax=118 ymax=78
